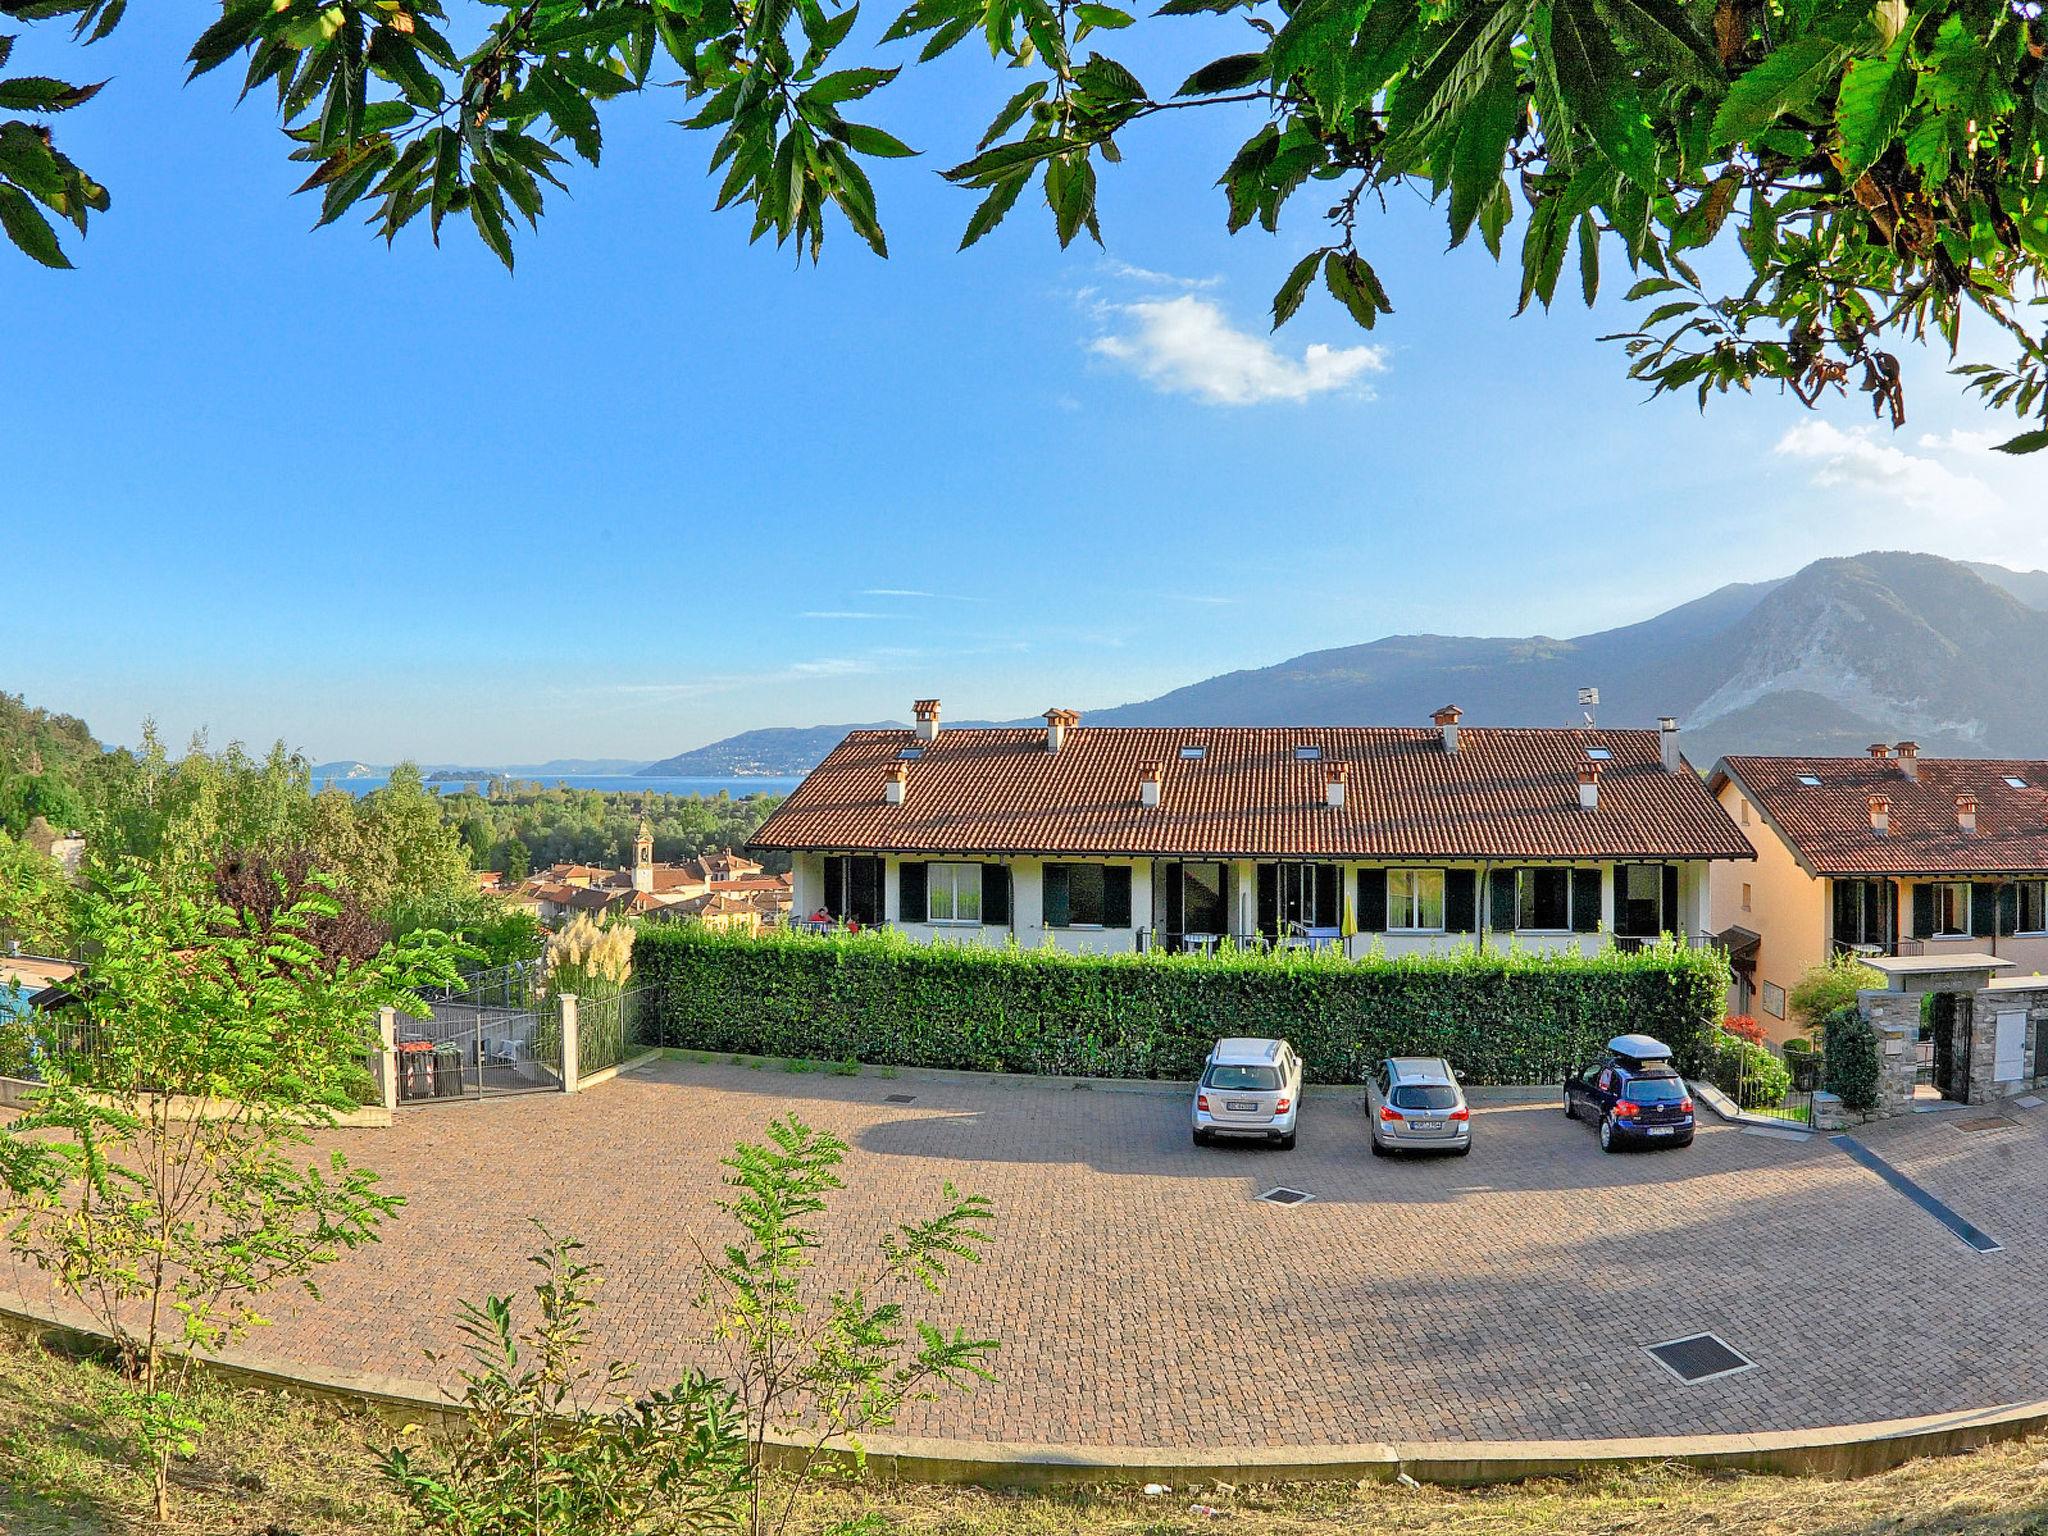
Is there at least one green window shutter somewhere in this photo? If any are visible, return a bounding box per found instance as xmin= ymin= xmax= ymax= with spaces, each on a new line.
xmin=1912 ymin=883 xmax=1934 ymax=938
xmin=1256 ymin=863 xmax=1278 ymax=937
xmin=1043 ymin=864 xmax=1070 ymax=928
xmin=823 ymin=856 xmax=845 ymax=916
xmin=1571 ymin=868 xmax=1602 ymax=933
xmin=1357 ymin=869 xmax=1388 ymax=931
xmin=1313 ymin=864 xmax=1339 ymax=925
xmin=1104 ymin=866 xmax=1133 ymax=928
xmin=1444 ymin=869 xmax=1476 ymax=933
xmin=1973 ymin=882 xmax=1998 ymax=938
xmin=1661 ymin=865 xmax=1679 ymax=935
xmin=982 ymin=863 xmax=1010 ymax=925
xmin=897 ymin=862 xmax=927 ymax=923
xmin=1831 ymin=880 xmax=1857 ymax=944
xmin=1998 ymin=881 xmax=2019 ymax=937
xmin=1488 ymin=869 xmax=1518 ymax=932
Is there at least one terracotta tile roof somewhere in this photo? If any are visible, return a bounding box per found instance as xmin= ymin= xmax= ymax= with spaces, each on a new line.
xmin=750 ymin=726 xmax=1753 ymax=861
xmin=1714 ymin=755 xmax=2048 ymax=875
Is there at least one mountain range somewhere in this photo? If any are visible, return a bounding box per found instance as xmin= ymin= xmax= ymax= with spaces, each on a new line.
xmin=645 ymin=552 xmax=2048 ymax=773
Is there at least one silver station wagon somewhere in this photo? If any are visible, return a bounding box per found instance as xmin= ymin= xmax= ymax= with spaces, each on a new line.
xmin=1366 ymin=1056 xmax=1472 ymax=1156
xmin=1191 ymin=1037 xmax=1302 ymax=1149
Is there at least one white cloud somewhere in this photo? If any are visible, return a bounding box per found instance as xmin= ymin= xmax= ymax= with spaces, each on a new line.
xmin=1107 ymin=262 xmax=1223 ymax=290
xmin=1772 ymin=419 xmax=2002 ymax=518
xmin=1916 ymin=426 xmax=2007 ymax=455
xmin=1090 ymin=292 xmax=1386 ymax=407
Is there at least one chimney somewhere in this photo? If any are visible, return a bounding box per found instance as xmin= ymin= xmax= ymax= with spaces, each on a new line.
xmin=1139 ymin=762 xmax=1163 ymax=809
xmin=1957 ymin=792 xmax=1978 ymax=834
xmin=1578 ymin=761 xmax=1602 ymax=811
xmin=1896 ymin=740 xmax=1919 ymax=779
xmin=884 ymin=762 xmax=908 ymax=805
xmin=1869 ymin=743 xmax=1892 ymax=761
xmin=1868 ymin=793 xmax=1890 ymax=834
xmin=1325 ymin=762 xmax=1348 ymax=809
xmin=912 ymin=698 xmax=942 ymax=741
xmin=1432 ymin=704 xmax=1463 ymax=754
xmin=1043 ymin=707 xmax=1080 ymax=754
xmin=1658 ymin=716 xmax=1682 ymax=774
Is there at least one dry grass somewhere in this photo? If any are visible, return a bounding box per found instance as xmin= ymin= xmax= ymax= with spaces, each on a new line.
xmin=4 ymin=1325 xmax=2048 ymax=1535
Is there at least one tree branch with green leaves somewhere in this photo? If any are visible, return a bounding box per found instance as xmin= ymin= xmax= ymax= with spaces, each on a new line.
xmin=8 ymin=0 xmax=2048 ymax=447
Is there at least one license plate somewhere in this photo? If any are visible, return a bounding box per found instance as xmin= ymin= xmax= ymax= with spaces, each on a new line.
xmin=1226 ymin=1100 xmax=1259 ymax=1112
xmin=1413 ymin=1121 xmax=1441 ymax=1131
xmin=1648 ymin=1126 xmax=1674 ymax=1136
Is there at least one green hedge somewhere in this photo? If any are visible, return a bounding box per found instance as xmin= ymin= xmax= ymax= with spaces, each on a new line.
xmin=632 ymin=927 xmax=1729 ymax=1086
xmin=1823 ymin=1004 xmax=1883 ymax=1113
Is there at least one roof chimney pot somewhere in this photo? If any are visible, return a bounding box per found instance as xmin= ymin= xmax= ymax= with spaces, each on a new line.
xmin=912 ymin=698 xmax=942 ymax=742
xmin=1139 ymin=762 xmax=1163 ymax=809
xmin=1578 ymin=761 xmax=1602 ymax=811
xmin=1043 ymin=708 xmax=1080 ymax=755
xmin=1432 ymin=704 xmax=1463 ymax=754
xmin=1957 ymin=792 xmax=1978 ymax=834
xmin=1658 ymin=716 xmax=1682 ymax=773
xmin=1868 ymin=793 xmax=1890 ymax=834
xmin=1325 ymin=762 xmax=1348 ymax=810
xmin=1896 ymin=740 xmax=1919 ymax=779
xmin=884 ymin=761 xmax=908 ymax=806
xmin=1869 ymin=743 xmax=1892 ymax=760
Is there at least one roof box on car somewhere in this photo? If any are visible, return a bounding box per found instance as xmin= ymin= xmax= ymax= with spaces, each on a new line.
xmin=1607 ymin=1033 xmax=1673 ymax=1064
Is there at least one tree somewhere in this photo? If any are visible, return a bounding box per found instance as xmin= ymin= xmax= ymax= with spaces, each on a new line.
xmin=501 ymin=833 xmax=532 ymax=883
xmin=0 ymin=832 xmax=76 ymax=953
xmin=6 ymin=0 xmax=2048 ymax=448
xmin=1788 ymin=950 xmax=1884 ymax=1031
xmin=0 ymin=863 xmax=458 ymax=1521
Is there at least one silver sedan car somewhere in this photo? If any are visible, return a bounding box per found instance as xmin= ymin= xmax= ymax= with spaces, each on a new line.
xmin=1366 ymin=1056 xmax=1472 ymax=1156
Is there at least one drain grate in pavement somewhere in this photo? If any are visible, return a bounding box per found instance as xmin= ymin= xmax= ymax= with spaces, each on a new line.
xmin=1644 ymin=1333 xmax=1755 ymax=1385
xmin=1959 ymin=1116 xmax=2018 ymax=1133
xmin=883 ymin=1093 xmax=917 ymax=1104
xmin=1256 ymin=1187 xmax=1315 ymax=1206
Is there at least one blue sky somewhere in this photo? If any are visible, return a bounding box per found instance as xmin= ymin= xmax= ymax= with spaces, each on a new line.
xmin=5 ymin=6 xmax=2040 ymax=764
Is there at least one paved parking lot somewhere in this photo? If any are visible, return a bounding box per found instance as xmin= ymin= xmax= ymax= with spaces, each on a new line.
xmin=17 ymin=1060 xmax=2048 ymax=1448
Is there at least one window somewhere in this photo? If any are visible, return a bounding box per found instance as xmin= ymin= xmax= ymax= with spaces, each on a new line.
xmin=1516 ymin=867 xmax=1570 ymax=930
xmin=1043 ymin=863 xmax=1132 ymax=928
xmin=2019 ymin=880 xmax=2048 ymax=935
xmin=1740 ymin=799 xmax=1751 ymax=825
xmin=1624 ymin=1077 xmax=1687 ymax=1105
xmin=2006 ymin=776 xmax=2029 ymax=789
xmin=1172 ymin=861 xmax=1226 ymax=936
xmin=1178 ymin=744 xmax=1205 ymax=760
xmin=1278 ymin=863 xmax=1339 ymax=928
xmin=1930 ymin=881 xmax=1972 ymax=937
xmin=820 ymin=856 xmax=883 ymax=926
xmin=897 ymin=745 xmax=924 ymax=760
xmin=1762 ymin=981 xmax=1786 ymax=1019
xmin=1388 ymin=868 xmax=1446 ymax=931
xmin=926 ymin=862 xmax=982 ymax=924
xmin=1390 ymin=1084 xmax=1459 ymax=1111
xmin=1616 ymin=863 xmax=1671 ymax=937
xmin=1585 ymin=747 xmax=1612 ymax=761
xmin=1294 ymin=744 xmax=1322 ymax=760
xmin=1204 ymin=1064 xmax=1279 ymax=1091
xmin=1797 ymin=774 xmax=1822 ymax=786
xmin=1741 ymin=882 xmax=1752 ymax=912
xmin=1832 ymin=879 xmax=1890 ymax=948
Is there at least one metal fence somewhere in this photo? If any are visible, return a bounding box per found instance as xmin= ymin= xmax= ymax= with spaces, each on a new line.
xmin=1727 ymin=1034 xmax=1825 ymax=1127
xmin=398 ymin=961 xmax=561 ymax=1104
xmin=571 ymin=983 xmax=656 ymax=1078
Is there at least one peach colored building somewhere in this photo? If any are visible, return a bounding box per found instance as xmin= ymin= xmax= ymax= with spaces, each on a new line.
xmin=1708 ymin=744 xmax=2048 ymax=1038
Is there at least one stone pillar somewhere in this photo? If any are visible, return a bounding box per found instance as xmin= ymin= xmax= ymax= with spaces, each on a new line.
xmin=559 ymin=993 xmax=580 ymax=1093
xmin=372 ymin=1005 xmax=398 ymax=1112
xmin=1858 ymin=990 xmax=1921 ymax=1118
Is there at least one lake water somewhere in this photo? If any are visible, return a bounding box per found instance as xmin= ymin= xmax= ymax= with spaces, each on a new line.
xmin=318 ymin=773 xmax=803 ymax=799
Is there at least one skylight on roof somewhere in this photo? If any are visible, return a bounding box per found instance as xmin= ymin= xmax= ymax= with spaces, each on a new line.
xmin=897 ymin=746 xmax=924 ymax=760
xmin=1797 ymin=774 xmax=1822 ymax=786
xmin=2006 ymin=775 xmax=2029 ymax=789
xmin=1585 ymin=747 xmax=1612 ymax=760
xmin=1179 ymin=745 xmax=1205 ymax=760
xmin=1294 ymin=745 xmax=1322 ymax=760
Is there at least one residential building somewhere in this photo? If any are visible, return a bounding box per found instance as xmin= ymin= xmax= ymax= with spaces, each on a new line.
xmin=1708 ymin=744 xmax=2048 ymax=1034
xmin=750 ymin=700 xmax=1752 ymax=957
xmin=514 ymin=825 xmax=786 ymax=926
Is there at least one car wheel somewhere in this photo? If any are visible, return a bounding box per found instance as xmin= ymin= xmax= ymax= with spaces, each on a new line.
xmin=1192 ymin=1128 xmax=1210 ymax=1147
xmin=1277 ymin=1130 xmax=1297 ymax=1151
xmin=1673 ymin=1133 xmax=1695 ymax=1149
xmin=1598 ymin=1117 xmax=1619 ymax=1153
xmin=1563 ymin=1092 xmax=1577 ymax=1121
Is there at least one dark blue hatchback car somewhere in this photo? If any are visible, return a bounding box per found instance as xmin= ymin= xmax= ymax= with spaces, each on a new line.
xmin=1564 ymin=1033 xmax=1695 ymax=1152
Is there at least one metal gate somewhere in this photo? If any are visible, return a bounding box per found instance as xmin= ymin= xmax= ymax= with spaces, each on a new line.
xmin=1931 ymin=994 xmax=1971 ymax=1104
xmin=1731 ymin=1035 xmax=1824 ymax=1126
xmin=397 ymin=961 xmax=562 ymax=1104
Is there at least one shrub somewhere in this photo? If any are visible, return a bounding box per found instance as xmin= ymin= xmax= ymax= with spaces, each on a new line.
xmin=1721 ymin=1013 xmax=1765 ymax=1045
xmin=632 ymin=927 xmax=1730 ymax=1086
xmin=1823 ymin=1004 xmax=1883 ymax=1113
xmin=1789 ymin=954 xmax=1883 ymax=1030
xmin=1709 ymin=1032 xmax=1790 ymax=1108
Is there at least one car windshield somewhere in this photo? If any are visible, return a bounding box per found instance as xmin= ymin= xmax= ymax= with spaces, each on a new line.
xmin=1625 ymin=1076 xmax=1687 ymax=1105
xmin=1205 ymin=1064 xmax=1279 ymax=1091
xmin=1391 ymin=1084 xmax=1458 ymax=1111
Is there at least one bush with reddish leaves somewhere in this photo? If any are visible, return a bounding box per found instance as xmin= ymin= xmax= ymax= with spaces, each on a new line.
xmin=1722 ymin=1014 xmax=1766 ymax=1045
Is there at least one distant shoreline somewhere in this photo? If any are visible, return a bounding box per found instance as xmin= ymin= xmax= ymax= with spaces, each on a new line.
xmin=316 ymin=772 xmax=803 ymax=799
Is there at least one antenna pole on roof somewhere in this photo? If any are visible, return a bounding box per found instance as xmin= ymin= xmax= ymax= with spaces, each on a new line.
xmin=1576 ymin=685 xmax=1599 ymax=730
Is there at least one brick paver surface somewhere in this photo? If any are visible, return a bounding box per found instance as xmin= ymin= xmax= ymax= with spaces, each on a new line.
xmin=17 ymin=1063 xmax=2048 ymax=1448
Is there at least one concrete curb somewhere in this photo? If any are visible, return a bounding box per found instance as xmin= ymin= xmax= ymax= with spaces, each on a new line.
xmin=6 ymin=1290 xmax=2042 ymax=1487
